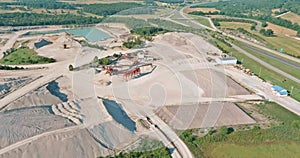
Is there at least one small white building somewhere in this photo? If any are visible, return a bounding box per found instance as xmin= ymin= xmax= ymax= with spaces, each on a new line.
xmin=216 ymin=57 xmax=237 ymax=65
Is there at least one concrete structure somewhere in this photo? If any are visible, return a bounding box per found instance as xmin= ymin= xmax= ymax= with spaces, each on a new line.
xmin=216 ymin=57 xmax=237 ymax=65
xmin=272 ymin=85 xmax=288 ymax=96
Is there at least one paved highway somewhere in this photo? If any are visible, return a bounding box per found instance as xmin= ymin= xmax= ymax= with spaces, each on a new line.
xmin=239 ymin=43 xmax=300 ymax=70
xmin=232 ymin=44 xmax=300 ymax=84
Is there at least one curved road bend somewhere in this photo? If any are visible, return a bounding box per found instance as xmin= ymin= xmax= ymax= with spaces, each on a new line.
xmin=178 ymin=4 xmax=300 ymax=64
xmin=150 ymin=115 xmax=194 ymax=158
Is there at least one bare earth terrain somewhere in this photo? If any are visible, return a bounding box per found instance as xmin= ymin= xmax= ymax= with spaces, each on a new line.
xmin=0 ymin=25 xmax=278 ymax=158
xmin=157 ymin=102 xmax=255 ymax=130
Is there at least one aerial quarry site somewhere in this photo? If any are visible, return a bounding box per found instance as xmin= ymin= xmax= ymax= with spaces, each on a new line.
xmin=0 ymin=0 xmax=300 ymax=158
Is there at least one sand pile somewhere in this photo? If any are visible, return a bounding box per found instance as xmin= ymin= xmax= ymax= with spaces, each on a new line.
xmin=0 ymin=128 xmax=109 ymax=158
xmin=88 ymin=121 xmax=136 ymax=149
xmin=0 ymin=107 xmax=73 ymax=149
xmin=4 ymin=76 xmax=72 ymax=110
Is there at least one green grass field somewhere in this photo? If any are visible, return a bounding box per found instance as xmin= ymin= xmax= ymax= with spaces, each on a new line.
xmin=210 ymin=143 xmax=300 ymax=158
xmin=214 ymin=38 xmax=300 ymax=102
xmin=0 ymin=47 xmax=55 ymax=65
xmin=219 ymin=21 xmax=253 ymax=30
xmin=263 ymin=35 xmax=300 ymax=57
xmin=180 ymin=101 xmax=300 ymax=158
xmin=188 ymin=14 xmax=212 ymax=28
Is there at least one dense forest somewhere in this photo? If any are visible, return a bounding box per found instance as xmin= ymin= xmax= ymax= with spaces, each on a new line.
xmin=193 ymin=0 xmax=300 ymax=34
xmin=0 ymin=0 xmax=147 ymax=26
xmin=0 ymin=0 xmax=186 ymax=26
xmin=0 ymin=0 xmax=76 ymax=10
xmin=0 ymin=12 xmax=102 ymax=26
xmin=192 ymin=0 xmax=300 ymax=15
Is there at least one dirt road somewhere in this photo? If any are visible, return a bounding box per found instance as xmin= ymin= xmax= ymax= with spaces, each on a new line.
xmin=150 ymin=115 xmax=194 ymax=158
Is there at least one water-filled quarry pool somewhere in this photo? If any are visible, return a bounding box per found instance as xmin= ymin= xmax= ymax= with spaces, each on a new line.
xmin=101 ymin=98 xmax=136 ymax=132
xmin=66 ymin=28 xmax=111 ymax=42
xmin=22 ymin=28 xmax=111 ymax=42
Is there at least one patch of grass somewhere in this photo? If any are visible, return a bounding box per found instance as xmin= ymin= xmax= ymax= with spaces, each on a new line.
xmin=263 ymin=35 xmax=300 ymax=58
xmin=210 ymin=143 xmax=300 ymax=158
xmin=123 ymin=36 xmax=143 ymax=49
xmin=131 ymin=27 xmax=169 ymax=41
xmin=180 ymin=101 xmax=300 ymax=158
xmin=219 ymin=21 xmax=253 ymax=30
xmin=188 ymin=14 xmax=212 ymax=28
xmin=102 ymin=147 xmax=171 ymax=158
xmin=102 ymin=137 xmax=170 ymax=158
xmin=0 ymin=47 xmax=55 ymax=65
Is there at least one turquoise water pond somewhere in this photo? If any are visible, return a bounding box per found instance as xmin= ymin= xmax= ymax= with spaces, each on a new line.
xmin=23 ymin=28 xmax=111 ymax=42
xmin=66 ymin=28 xmax=111 ymax=42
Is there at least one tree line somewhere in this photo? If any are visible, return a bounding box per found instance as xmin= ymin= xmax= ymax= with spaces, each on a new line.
xmin=0 ymin=12 xmax=102 ymax=26
xmin=0 ymin=0 xmax=76 ymax=10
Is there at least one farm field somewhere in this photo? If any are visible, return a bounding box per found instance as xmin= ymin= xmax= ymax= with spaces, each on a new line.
xmin=281 ymin=12 xmax=300 ymax=24
xmin=265 ymin=22 xmax=297 ymax=36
